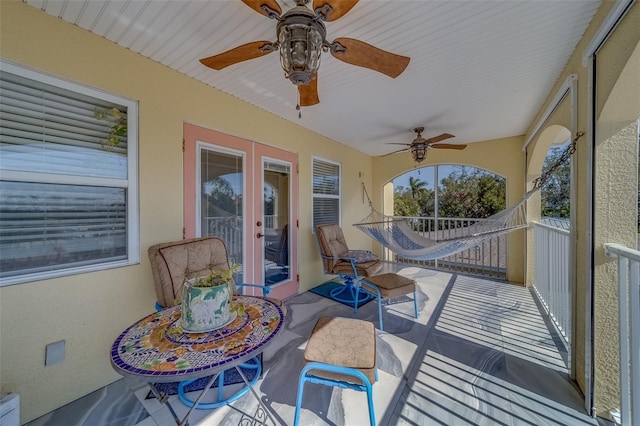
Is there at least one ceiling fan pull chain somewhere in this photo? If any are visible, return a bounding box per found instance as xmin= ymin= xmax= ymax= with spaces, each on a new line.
xmin=296 ymin=91 xmax=302 ymax=119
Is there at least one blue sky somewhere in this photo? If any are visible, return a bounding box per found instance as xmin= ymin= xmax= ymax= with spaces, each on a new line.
xmin=393 ymin=165 xmax=458 ymax=190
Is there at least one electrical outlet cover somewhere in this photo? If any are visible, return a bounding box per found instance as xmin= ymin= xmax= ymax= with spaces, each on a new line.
xmin=45 ymin=340 xmax=65 ymax=366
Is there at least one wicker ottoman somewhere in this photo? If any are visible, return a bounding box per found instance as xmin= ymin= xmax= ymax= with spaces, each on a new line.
xmin=359 ymin=272 xmax=418 ymax=331
xmin=293 ymin=316 xmax=377 ymax=425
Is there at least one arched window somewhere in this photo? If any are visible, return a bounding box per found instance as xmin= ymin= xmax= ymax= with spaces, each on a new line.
xmin=392 ymin=164 xmax=505 ymax=219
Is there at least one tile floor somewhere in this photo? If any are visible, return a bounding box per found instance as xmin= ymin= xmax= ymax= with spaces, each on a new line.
xmin=26 ymin=264 xmax=600 ymax=426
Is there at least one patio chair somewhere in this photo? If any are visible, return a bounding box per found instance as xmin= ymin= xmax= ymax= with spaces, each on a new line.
xmin=314 ymin=224 xmax=382 ymax=305
xmin=265 ymin=224 xmax=288 ymax=266
xmin=148 ymin=236 xmax=283 ymax=409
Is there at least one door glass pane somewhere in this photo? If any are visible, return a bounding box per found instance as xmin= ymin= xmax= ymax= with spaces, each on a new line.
xmin=200 ymin=148 xmax=243 ymax=281
xmin=263 ymin=161 xmax=290 ymax=286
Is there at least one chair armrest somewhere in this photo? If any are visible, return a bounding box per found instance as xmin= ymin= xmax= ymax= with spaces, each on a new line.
xmin=236 ymin=283 xmax=272 ymax=296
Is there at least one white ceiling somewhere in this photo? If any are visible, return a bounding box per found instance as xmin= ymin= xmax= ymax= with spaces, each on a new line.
xmin=25 ymin=0 xmax=601 ymax=156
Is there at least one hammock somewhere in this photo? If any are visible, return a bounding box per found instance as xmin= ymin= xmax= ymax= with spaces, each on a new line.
xmin=355 ymin=132 xmax=583 ymax=261
xmin=354 ymin=190 xmax=533 ymax=260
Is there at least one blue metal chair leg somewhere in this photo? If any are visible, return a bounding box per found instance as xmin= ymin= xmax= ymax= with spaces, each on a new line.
xmin=330 ymin=275 xmax=372 ymax=307
xmin=177 ymin=356 xmax=262 ymax=409
xmin=294 ymin=362 xmax=376 ymax=426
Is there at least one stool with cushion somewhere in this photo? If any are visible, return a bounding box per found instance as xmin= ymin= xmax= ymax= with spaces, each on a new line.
xmin=294 ymin=316 xmax=377 ymax=426
xmin=357 ymin=272 xmax=419 ymax=331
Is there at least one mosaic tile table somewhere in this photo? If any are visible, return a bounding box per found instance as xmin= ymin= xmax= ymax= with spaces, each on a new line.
xmin=110 ymin=295 xmax=284 ymax=426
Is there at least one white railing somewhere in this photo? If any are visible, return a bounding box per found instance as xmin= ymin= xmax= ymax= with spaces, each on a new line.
xmin=264 ymin=215 xmax=276 ymax=229
xmin=205 ymin=216 xmax=243 ymax=261
xmin=390 ymin=216 xmax=506 ymax=278
xmin=532 ymin=221 xmax=571 ymax=349
xmin=604 ymin=243 xmax=640 ymax=426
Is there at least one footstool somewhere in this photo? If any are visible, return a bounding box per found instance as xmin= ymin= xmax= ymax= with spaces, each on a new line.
xmin=293 ymin=316 xmax=377 ymax=426
xmin=358 ymin=272 xmax=418 ymax=331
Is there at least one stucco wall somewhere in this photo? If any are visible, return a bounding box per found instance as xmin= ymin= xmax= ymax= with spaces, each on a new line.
xmin=591 ymin=3 xmax=640 ymax=412
xmin=372 ymin=136 xmax=527 ymax=284
xmin=524 ymin=0 xmax=639 ymax=416
xmin=0 ymin=1 xmax=374 ymax=422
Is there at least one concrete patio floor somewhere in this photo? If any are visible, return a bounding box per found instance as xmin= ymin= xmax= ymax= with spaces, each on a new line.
xmin=28 ymin=263 xmax=597 ymax=426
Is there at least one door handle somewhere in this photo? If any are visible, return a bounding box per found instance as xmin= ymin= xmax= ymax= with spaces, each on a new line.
xmin=256 ymin=233 xmax=264 ymax=239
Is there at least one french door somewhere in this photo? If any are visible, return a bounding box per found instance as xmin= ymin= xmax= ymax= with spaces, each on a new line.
xmin=183 ymin=123 xmax=298 ymax=299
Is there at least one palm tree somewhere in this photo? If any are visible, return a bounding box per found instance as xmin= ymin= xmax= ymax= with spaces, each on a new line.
xmin=408 ymin=176 xmax=427 ymax=199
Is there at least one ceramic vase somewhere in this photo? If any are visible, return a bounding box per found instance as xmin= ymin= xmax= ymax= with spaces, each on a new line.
xmin=181 ymin=278 xmax=232 ymax=332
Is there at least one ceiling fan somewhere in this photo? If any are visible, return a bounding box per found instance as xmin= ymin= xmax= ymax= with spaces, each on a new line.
xmin=199 ymin=0 xmax=410 ymax=107
xmin=384 ymin=127 xmax=467 ymax=164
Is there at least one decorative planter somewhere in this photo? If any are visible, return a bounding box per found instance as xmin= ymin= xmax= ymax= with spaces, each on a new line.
xmin=181 ymin=278 xmax=232 ymax=332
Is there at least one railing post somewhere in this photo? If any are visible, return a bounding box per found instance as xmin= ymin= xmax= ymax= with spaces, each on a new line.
xmin=605 ymin=243 xmax=640 ymax=426
xmin=532 ymin=222 xmax=571 ymax=349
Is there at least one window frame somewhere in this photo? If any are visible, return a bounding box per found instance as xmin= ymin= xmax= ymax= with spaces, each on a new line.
xmin=311 ymin=156 xmax=341 ymax=231
xmin=0 ymin=60 xmax=139 ymax=286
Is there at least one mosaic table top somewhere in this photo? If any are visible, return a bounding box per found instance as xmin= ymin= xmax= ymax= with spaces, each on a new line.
xmin=110 ymin=296 xmax=284 ymax=383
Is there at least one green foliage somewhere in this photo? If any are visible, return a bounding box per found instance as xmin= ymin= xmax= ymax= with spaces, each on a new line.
xmin=94 ymin=107 xmax=127 ymax=148
xmin=393 ymin=166 xmax=505 ymax=219
xmin=408 ymin=176 xmax=426 ymax=199
xmin=394 ymin=192 xmax=420 ymax=217
xmin=540 ymin=146 xmax=571 ymax=218
xmin=193 ymin=263 xmax=240 ymax=287
xmin=438 ymin=167 xmax=505 ymax=218
xmin=206 ymin=176 xmax=239 ymax=215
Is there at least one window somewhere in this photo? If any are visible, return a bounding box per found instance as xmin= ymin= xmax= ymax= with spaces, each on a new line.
xmin=312 ymin=157 xmax=340 ymax=229
xmin=0 ymin=61 xmax=139 ymax=285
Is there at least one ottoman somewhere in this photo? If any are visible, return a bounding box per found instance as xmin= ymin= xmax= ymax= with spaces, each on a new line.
xmin=293 ymin=316 xmax=377 ymax=425
xmin=359 ymin=272 xmax=418 ymax=330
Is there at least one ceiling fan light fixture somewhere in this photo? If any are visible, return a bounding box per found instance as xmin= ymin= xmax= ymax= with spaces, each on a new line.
xmin=277 ymin=7 xmax=326 ymax=86
xmin=410 ymin=144 xmax=427 ymax=163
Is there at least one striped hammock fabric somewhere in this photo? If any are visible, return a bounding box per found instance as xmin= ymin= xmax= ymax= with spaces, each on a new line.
xmin=354 ymin=190 xmax=534 ymax=261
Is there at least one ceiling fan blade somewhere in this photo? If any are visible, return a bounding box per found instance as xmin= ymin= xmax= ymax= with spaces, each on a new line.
xmin=424 ymin=133 xmax=455 ymax=144
xmin=241 ymin=0 xmax=282 ymax=18
xmin=313 ymin=0 xmax=359 ymax=21
xmin=387 ymin=143 xmax=411 ymax=146
xmin=431 ymin=143 xmax=467 ymax=150
xmin=299 ymin=76 xmax=319 ymax=106
xmin=200 ymin=41 xmax=275 ymax=70
xmin=330 ymin=37 xmax=410 ymax=78
xmin=381 ymin=148 xmax=409 ymax=157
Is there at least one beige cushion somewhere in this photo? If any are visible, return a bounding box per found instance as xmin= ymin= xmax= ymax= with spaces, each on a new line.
xmin=149 ymin=236 xmax=285 ymax=313
xmin=361 ymin=273 xmax=416 ymax=299
xmin=315 ymin=224 xmax=382 ymax=277
xmin=304 ymin=316 xmax=377 ymax=384
xmin=148 ymin=237 xmax=236 ymax=308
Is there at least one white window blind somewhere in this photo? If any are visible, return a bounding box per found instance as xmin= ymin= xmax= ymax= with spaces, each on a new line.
xmin=312 ymin=158 xmax=340 ymax=228
xmin=0 ymin=62 xmax=138 ymax=285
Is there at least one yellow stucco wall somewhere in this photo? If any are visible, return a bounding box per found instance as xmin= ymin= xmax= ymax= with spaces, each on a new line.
xmin=524 ymin=0 xmax=639 ymax=416
xmin=0 ymin=1 xmax=375 ymax=422
xmin=372 ymin=136 xmax=527 ymax=284
xmin=591 ymin=5 xmax=639 ymax=413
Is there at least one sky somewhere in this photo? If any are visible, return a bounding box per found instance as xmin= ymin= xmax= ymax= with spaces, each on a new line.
xmin=393 ymin=164 xmax=458 ymax=190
